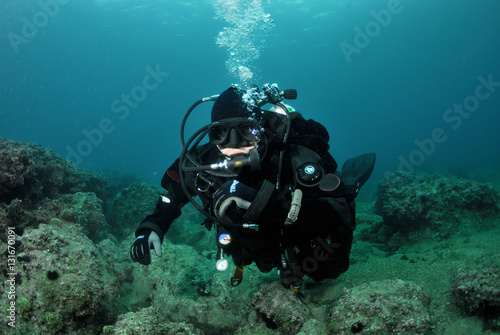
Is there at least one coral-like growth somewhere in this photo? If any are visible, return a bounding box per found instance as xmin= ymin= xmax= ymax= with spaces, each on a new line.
xmin=115 ymin=240 xmax=252 ymax=334
xmin=0 ymin=138 xmax=111 ymax=206
xmin=167 ymin=203 xmax=214 ymax=254
xmin=0 ymin=191 xmax=110 ymax=242
xmin=0 ymin=138 xmax=112 ymax=240
xmin=0 ymin=223 xmax=121 ymax=334
xmin=452 ymin=254 xmax=500 ymax=318
xmin=375 ymin=172 xmax=498 ymax=242
xmin=0 ymin=139 xmax=38 ymax=202
xmin=60 ymin=192 xmax=110 ymax=242
xmin=102 ymin=307 xmax=205 ymax=335
xmin=252 ymin=282 xmax=311 ymax=335
xmin=99 ymin=169 xmax=141 ymax=197
xmin=329 ymin=279 xmax=431 ymax=334
xmin=107 ymin=182 xmax=162 ymax=242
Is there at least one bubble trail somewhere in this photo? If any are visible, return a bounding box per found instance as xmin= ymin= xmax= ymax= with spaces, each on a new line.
xmin=214 ymin=0 xmax=274 ymax=87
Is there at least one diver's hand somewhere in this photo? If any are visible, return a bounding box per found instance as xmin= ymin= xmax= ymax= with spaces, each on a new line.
xmin=213 ymin=180 xmax=257 ymax=220
xmin=130 ymin=230 xmax=162 ymax=265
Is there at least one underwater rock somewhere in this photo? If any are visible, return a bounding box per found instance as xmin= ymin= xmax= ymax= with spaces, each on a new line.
xmin=0 ymin=138 xmax=41 ymax=203
xmin=234 ymin=316 xmax=278 ymax=335
xmin=252 ymin=281 xmax=312 ymax=335
xmin=353 ymin=213 xmax=386 ymax=246
xmin=102 ymin=306 xmax=205 ymax=335
xmin=296 ymin=318 xmax=329 ymax=335
xmin=107 ymin=181 xmax=212 ymax=248
xmin=97 ymin=224 xmax=251 ymax=334
xmin=0 ymin=191 xmax=110 ymax=242
xmin=0 ymin=138 xmax=116 ymax=241
xmin=142 ymin=242 xmax=245 ymax=333
xmin=120 ymin=238 xmax=259 ymax=334
xmin=146 ymin=239 xmax=216 ymax=296
xmin=159 ymin=296 xmax=245 ymax=335
xmin=107 ymin=182 xmax=162 ymax=242
xmin=375 ymin=172 xmax=498 ymax=242
xmin=452 ymin=254 xmax=500 ymax=322
xmin=442 ymin=316 xmax=484 ymax=335
xmin=60 ymin=192 xmax=109 ymax=242
xmin=97 ymin=237 xmax=134 ymax=283
xmin=0 ymin=138 xmax=111 ymax=205
xmin=99 ymin=169 xmax=141 ymax=197
xmin=329 ymin=279 xmax=431 ymax=335
xmin=167 ymin=203 xmax=213 ymax=254
xmin=0 ymin=223 xmax=121 ymax=334
xmin=0 ymin=197 xmax=61 ymax=234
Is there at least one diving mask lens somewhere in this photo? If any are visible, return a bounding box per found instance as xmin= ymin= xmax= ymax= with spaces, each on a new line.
xmin=238 ymin=122 xmax=259 ymax=139
xmin=209 ymin=125 xmax=228 ymax=144
xmin=208 ymin=118 xmax=260 ymax=146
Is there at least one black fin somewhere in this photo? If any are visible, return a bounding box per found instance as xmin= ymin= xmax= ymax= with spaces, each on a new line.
xmin=341 ymin=153 xmax=376 ymax=190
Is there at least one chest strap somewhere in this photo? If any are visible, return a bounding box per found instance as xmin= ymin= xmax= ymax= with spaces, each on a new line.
xmin=242 ymin=179 xmax=276 ymax=224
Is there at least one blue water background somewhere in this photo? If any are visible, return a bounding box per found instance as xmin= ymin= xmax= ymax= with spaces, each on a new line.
xmin=1 ymin=0 xmax=499 ymax=186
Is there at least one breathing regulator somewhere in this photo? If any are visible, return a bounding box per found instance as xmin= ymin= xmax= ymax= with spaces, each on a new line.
xmin=177 ymin=83 xmax=297 ymax=230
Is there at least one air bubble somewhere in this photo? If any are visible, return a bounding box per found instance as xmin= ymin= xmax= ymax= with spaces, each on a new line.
xmin=214 ymin=0 xmax=274 ymax=87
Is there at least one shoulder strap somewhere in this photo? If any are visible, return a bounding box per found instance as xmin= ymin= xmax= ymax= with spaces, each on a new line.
xmin=243 ymin=179 xmax=275 ymax=223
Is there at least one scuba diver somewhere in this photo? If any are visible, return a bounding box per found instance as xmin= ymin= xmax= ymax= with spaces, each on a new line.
xmin=130 ymin=83 xmax=375 ymax=293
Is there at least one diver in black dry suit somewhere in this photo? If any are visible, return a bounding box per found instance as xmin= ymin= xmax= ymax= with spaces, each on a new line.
xmin=130 ymin=84 xmax=375 ymax=293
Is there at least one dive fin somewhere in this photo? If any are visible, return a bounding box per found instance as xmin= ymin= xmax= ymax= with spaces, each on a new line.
xmin=341 ymin=153 xmax=376 ymax=193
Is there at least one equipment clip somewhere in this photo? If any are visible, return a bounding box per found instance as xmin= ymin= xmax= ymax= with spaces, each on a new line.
xmin=195 ymin=173 xmax=215 ymax=192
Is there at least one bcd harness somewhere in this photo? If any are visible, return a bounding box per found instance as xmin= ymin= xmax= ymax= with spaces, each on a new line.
xmin=176 ymin=83 xmax=375 ymax=294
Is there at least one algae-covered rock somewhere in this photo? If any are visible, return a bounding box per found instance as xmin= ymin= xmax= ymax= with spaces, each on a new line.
xmin=252 ymin=281 xmax=311 ymax=335
xmin=98 ymin=237 xmax=135 ymax=285
xmin=0 ymin=197 xmax=64 ymax=234
xmin=60 ymin=192 xmax=109 ymax=241
xmin=0 ymin=139 xmax=39 ymax=202
xmin=125 ymin=241 xmax=250 ymax=334
xmin=442 ymin=317 xmax=484 ymax=335
xmin=0 ymin=191 xmax=110 ymax=242
xmin=107 ymin=182 xmax=161 ymax=242
xmin=102 ymin=306 xmax=205 ymax=335
xmin=0 ymin=138 xmax=111 ymax=205
xmin=234 ymin=316 xmax=277 ymax=335
xmin=375 ymin=172 xmax=498 ymax=242
xmin=329 ymin=279 xmax=431 ymax=335
xmin=167 ymin=203 xmax=213 ymax=254
xmin=106 ymin=181 xmax=212 ymax=249
xmin=0 ymin=223 xmax=121 ymax=334
xmin=138 ymin=241 xmax=214 ymax=298
xmin=452 ymin=254 xmax=500 ymax=316
xmin=297 ymin=318 xmax=329 ymax=335
xmin=0 ymin=138 xmax=112 ymax=238
xmin=99 ymin=169 xmax=141 ymax=197
xmin=159 ymin=296 xmax=245 ymax=334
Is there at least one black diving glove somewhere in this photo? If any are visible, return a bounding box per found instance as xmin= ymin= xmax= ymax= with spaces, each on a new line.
xmin=213 ymin=180 xmax=257 ymax=221
xmin=130 ymin=230 xmax=162 ymax=265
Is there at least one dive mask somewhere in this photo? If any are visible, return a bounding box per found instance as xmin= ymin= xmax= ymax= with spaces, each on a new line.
xmin=208 ymin=117 xmax=261 ymax=148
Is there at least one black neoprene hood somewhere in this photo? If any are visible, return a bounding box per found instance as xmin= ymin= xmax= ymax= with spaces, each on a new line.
xmin=211 ymin=87 xmax=261 ymax=123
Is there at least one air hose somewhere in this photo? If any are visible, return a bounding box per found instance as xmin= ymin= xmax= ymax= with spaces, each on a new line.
xmin=284 ymin=189 xmax=303 ymax=226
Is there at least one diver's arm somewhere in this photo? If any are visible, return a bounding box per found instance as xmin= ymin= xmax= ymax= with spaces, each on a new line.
xmin=135 ymin=193 xmax=182 ymax=243
xmin=135 ymin=158 xmax=188 ymax=242
xmin=130 ymin=160 xmax=188 ymax=265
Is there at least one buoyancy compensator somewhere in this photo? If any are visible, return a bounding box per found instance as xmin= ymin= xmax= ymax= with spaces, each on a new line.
xmin=177 ymin=83 xmax=297 ymax=231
